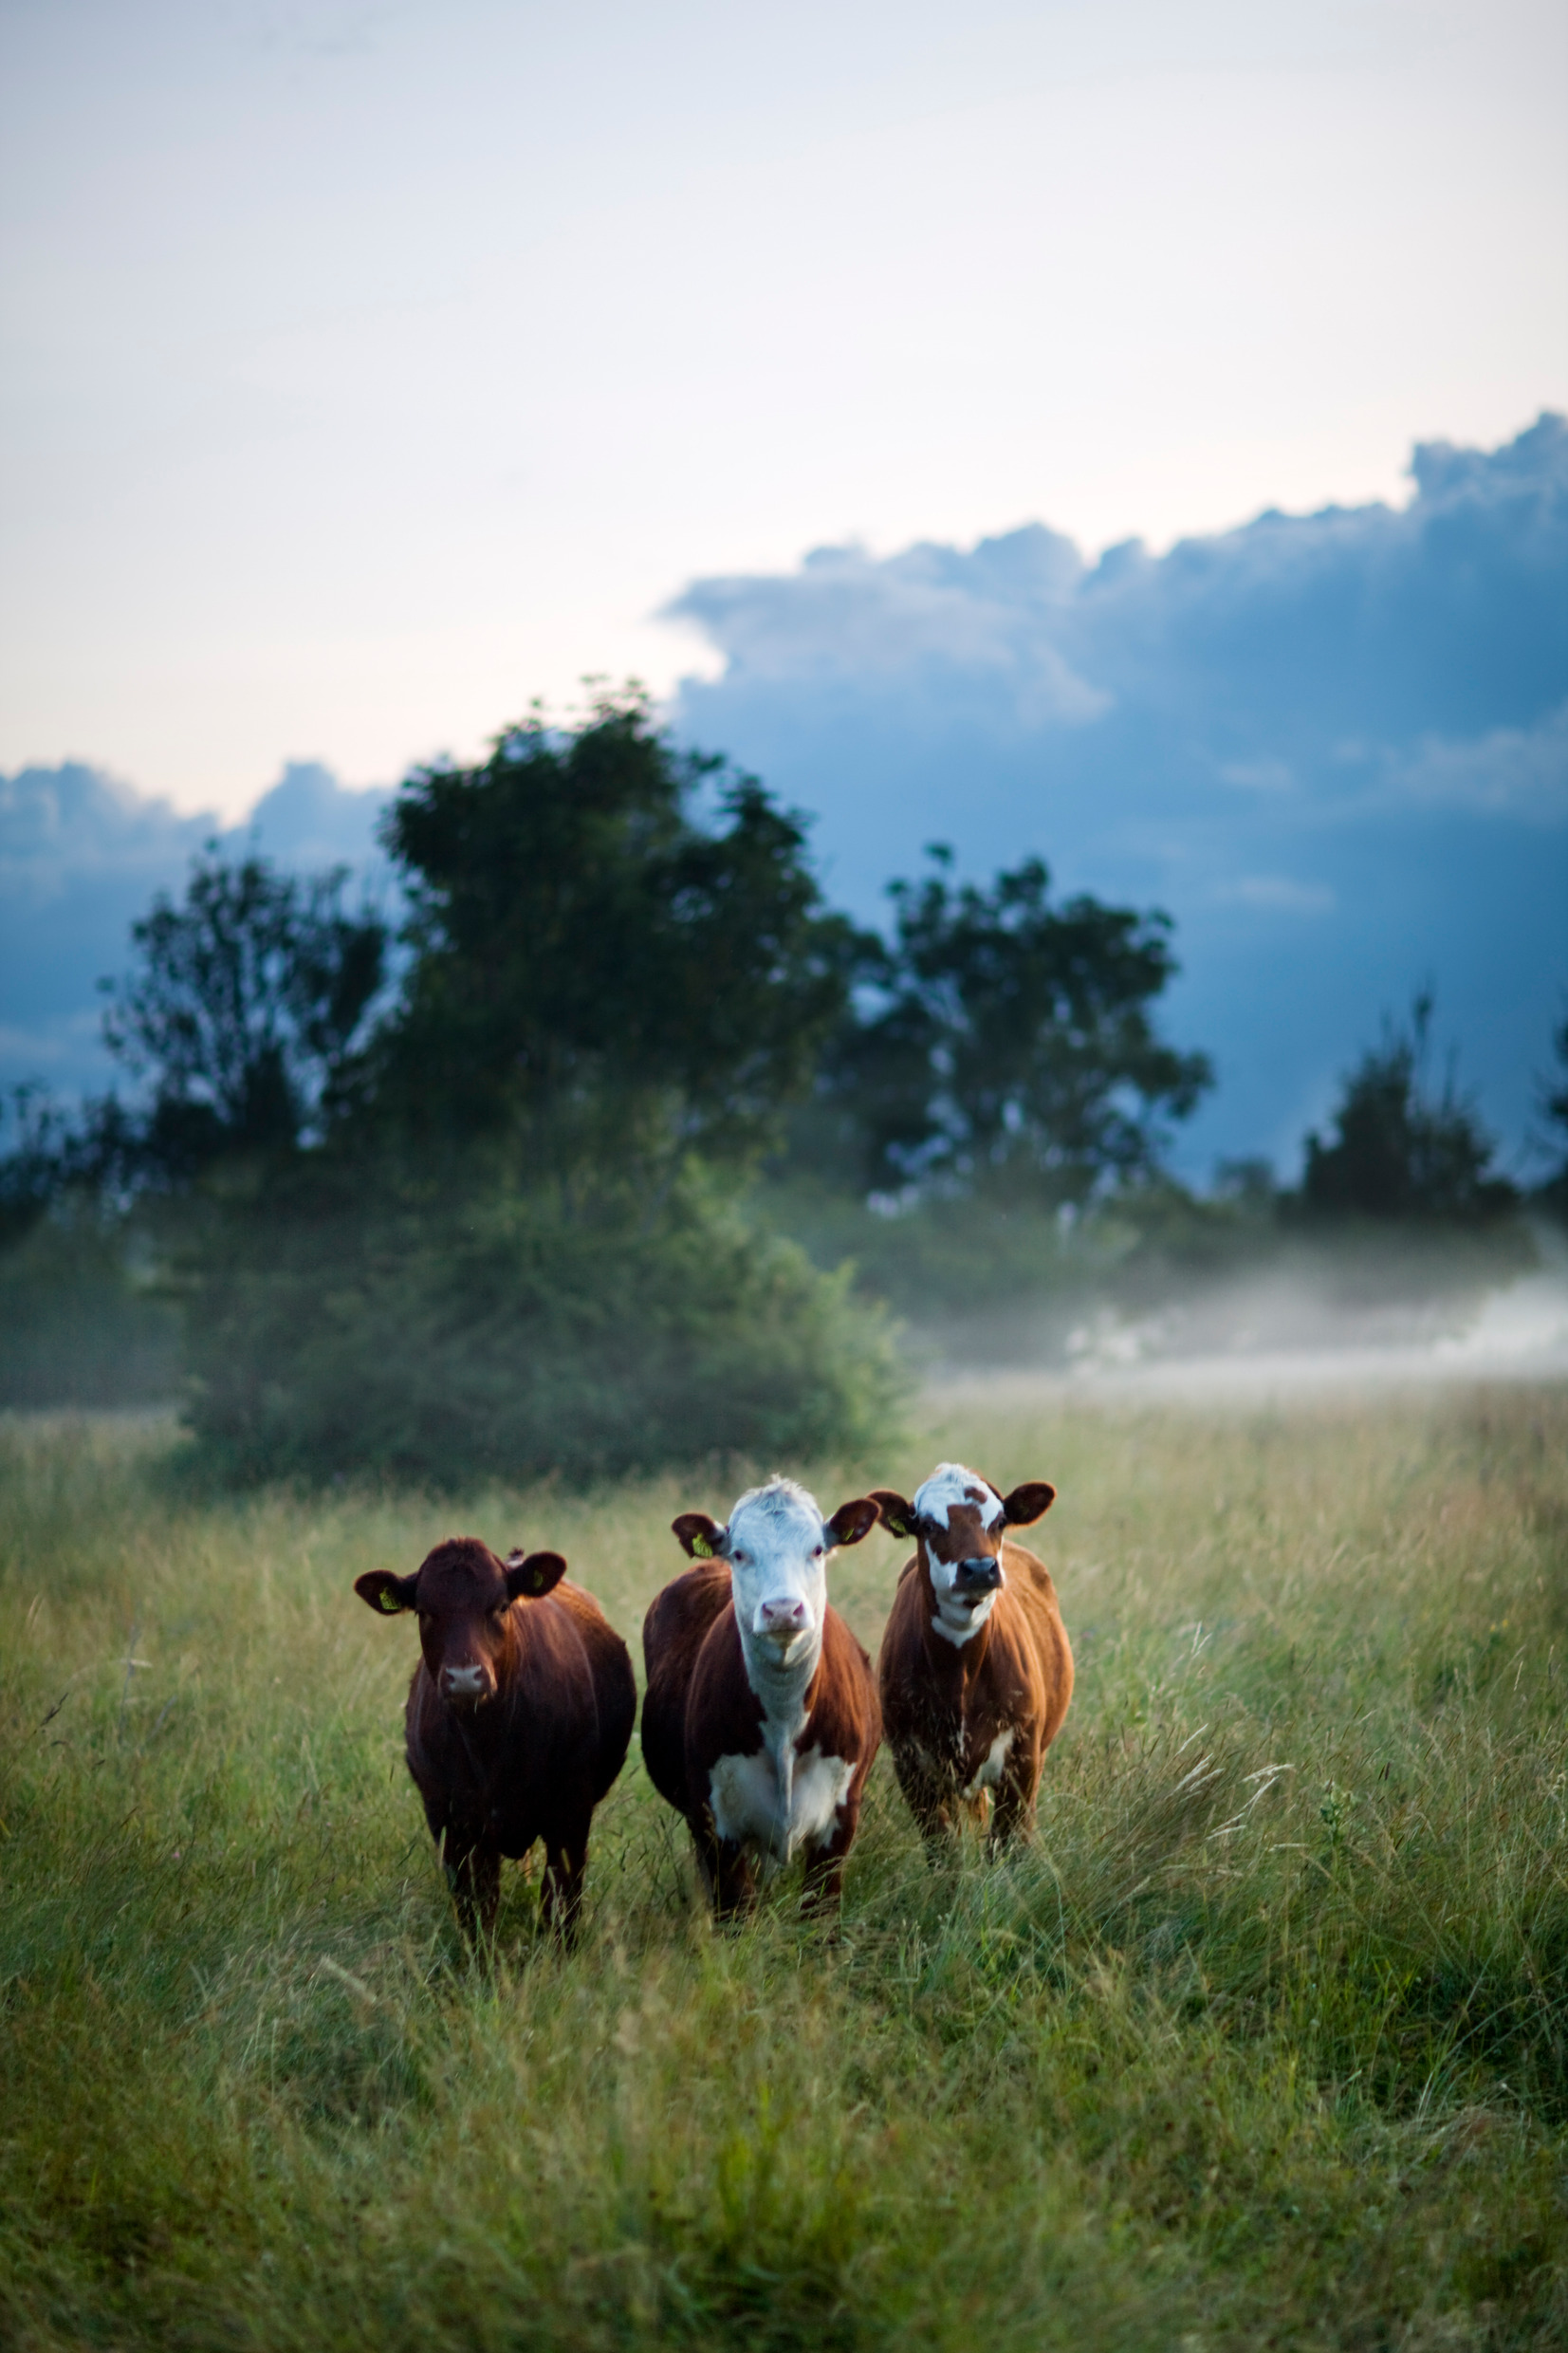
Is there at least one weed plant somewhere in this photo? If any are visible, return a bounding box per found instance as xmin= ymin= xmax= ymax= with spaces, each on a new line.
xmin=2 ymin=1386 xmax=1566 ymax=2348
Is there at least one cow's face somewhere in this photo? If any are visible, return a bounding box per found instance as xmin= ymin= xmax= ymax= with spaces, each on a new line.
xmin=355 ymin=1536 xmax=565 ymax=1712
xmin=673 ymin=1477 xmax=878 ymax=1676
xmin=872 ymin=1462 xmax=1055 ymax=1647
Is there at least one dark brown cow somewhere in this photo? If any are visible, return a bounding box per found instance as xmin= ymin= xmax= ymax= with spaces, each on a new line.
xmin=641 ymin=1476 xmax=882 ymax=1918
xmin=356 ymin=1536 xmax=635 ymax=1941
xmin=873 ymin=1461 xmax=1072 ymax=1851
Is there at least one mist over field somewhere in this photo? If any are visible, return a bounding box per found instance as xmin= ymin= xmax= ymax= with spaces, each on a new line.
xmin=968 ymin=1232 xmax=1568 ymax=1400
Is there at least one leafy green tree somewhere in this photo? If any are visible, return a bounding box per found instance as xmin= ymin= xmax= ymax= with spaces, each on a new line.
xmin=825 ymin=847 xmax=1212 ymax=1203
xmin=101 ymin=851 xmax=385 ymax=1184
xmin=367 ymin=694 xmax=862 ymax=1165
xmin=1301 ymin=993 xmax=1515 ymax=1220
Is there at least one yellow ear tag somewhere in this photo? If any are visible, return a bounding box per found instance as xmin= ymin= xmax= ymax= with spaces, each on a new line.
xmin=691 ymin=1533 xmax=714 ymax=1558
xmin=378 ymin=1589 xmax=401 ymax=1614
xmin=527 ymin=1564 xmax=548 ymax=1593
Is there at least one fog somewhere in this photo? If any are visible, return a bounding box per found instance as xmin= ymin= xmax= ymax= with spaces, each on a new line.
xmin=931 ymin=1226 xmax=1568 ymax=1406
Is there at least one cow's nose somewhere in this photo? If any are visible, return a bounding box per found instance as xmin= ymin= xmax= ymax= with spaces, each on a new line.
xmin=440 ymin=1663 xmax=492 ymax=1703
xmin=757 ymin=1597 xmax=810 ymax=1633
xmin=955 ymin=1557 xmax=1003 ymax=1595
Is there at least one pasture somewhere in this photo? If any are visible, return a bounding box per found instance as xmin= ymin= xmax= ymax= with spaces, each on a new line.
xmin=2 ymin=1384 xmax=1565 ymax=2350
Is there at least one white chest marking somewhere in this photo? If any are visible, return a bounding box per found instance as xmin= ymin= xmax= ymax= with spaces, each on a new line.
xmin=963 ymin=1725 xmax=1014 ymax=1800
xmin=709 ymin=1741 xmax=854 ymax=1867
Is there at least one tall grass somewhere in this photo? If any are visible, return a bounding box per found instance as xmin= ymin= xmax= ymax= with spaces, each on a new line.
xmin=2 ymin=1387 xmax=1565 ymax=2348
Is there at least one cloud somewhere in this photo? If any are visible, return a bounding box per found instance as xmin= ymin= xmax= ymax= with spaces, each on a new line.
xmin=1384 ymin=702 xmax=1568 ymax=824
xmin=5 ymin=417 xmax=1562 ymax=1175
xmin=674 ymin=527 xmax=1108 ymax=729
xmin=0 ymin=760 xmax=392 ymax=1102
xmin=241 ymin=762 xmax=393 ymax=871
xmin=667 ymin=414 xmax=1568 ymax=1172
xmin=0 ymin=763 xmax=211 ymax=905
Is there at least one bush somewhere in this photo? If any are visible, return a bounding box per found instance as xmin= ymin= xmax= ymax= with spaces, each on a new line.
xmin=178 ymin=1161 xmax=906 ymax=1486
xmin=0 ymin=1211 xmax=180 ymax=1410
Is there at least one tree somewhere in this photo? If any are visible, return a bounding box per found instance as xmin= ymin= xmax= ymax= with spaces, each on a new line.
xmin=365 ymin=693 xmax=864 ymax=1164
xmin=100 ymin=850 xmax=385 ymax=1184
xmin=1536 ymin=999 xmax=1568 ymax=1205
xmin=0 ymin=1086 xmax=78 ymax=1250
xmin=824 ymin=847 xmax=1212 ymax=1203
xmin=1301 ymin=992 xmax=1515 ymax=1220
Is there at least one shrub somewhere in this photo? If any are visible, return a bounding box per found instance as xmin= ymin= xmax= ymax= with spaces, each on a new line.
xmin=178 ymin=1161 xmax=906 ymax=1486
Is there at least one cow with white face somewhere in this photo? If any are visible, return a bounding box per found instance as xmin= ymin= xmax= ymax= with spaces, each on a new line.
xmin=640 ymin=1477 xmax=882 ymax=1918
xmin=873 ymin=1462 xmax=1073 ymax=1851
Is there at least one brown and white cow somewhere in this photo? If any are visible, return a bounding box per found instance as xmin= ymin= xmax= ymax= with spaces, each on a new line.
xmin=640 ymin=1477 xmax=882 ymax=1918
xmin=355 ymin=1536 xmax=636 ymax=1942
xmin=873 ymin=1462 xmax=1072 ymax=1851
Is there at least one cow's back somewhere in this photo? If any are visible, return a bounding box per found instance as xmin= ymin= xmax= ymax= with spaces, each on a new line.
xmin=502 ymin=1582 xmax=636 ymax=1806
xmin=641 ymin=1561 xmax=734 ymax=1816
xmin=994 ymin=1540 xmax=1073 ymax=1752
xmin=809 ymin=1605 xmax=882 ymax=1781
xmin=549 ymin=1580 xmax=637 ymax=1802
xmin=876 ymin=1553 xmax=926 ymax=1745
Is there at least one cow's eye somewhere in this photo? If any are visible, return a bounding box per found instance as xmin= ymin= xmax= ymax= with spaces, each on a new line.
xmin=813 ymin=1545 xmax=824 ymax=1557
xmin=732 ymin=1549 xmax=747 ymax=1566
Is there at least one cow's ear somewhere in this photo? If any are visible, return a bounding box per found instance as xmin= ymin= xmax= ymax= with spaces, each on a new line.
xmin=355 ymin=1569 xmax=420 ymax=1617
xmin=505 ymin=1549 xmax=567 ymax=1600
xmin=672 ymin=1512 xmax=728 ymax=1560
xmin=868 ymin=1490 xmax=918 ymax=1541
xmin=825 ymin=1497 xmax=880 ymax=1549
xmin=1001 ymin=1480 xmax=1057 ymax=1527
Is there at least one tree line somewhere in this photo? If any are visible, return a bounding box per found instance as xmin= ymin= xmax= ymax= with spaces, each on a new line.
xmin=2 ymin=690 xmax=1557 ymax=1476
xmin=6 ymin=695 xmax=1214 ymax=1214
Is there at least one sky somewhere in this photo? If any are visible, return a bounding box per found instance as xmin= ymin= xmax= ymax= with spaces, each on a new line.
xmin=668 ymin=415 xmax=1567 ymax=1175
xmin=2 ymin=1 xmax=1564 ymax=1183
xmin=5 ymin=407 xmax=1564 ymax=1176
xmin=2 ymin=0 xmax=1565 ymax=811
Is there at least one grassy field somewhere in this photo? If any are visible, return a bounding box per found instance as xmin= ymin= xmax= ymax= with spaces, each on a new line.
xmin=2 ymin=1384 xmax=1566 ymax=2350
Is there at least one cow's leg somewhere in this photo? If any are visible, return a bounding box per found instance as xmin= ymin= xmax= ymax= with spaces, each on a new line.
xmin=540 ymin=1813 xmax=593 ymax=1946
xmin=800 ymin=1806 xmax=857 ymax=1920
xmin=692 ymin=1814 xmax=755 ymax=1919
xmin=443 ymin=1830 xmax=500 ymax=1941
xmin=988 ymin=1757 xmax=1040 ymax=1853
xmin=894 ymin=1751 xmax=960 ymax=1861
